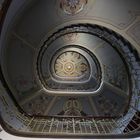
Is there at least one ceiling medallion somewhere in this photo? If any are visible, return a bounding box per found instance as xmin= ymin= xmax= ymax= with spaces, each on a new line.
xmin=54 ymin=51 xmax=89 ymax=78
xmin=60 ymin=0 xmax=88 ymax=15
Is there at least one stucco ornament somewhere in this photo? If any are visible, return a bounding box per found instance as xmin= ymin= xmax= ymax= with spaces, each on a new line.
xmin=60 ymin=0 xmax=87 ymax=15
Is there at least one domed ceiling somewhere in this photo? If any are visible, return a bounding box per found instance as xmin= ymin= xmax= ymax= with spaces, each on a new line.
xmin=0 ymin=0 xmax=140 ymax=138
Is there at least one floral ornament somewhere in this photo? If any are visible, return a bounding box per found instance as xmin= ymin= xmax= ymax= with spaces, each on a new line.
xmin=63 ymin=98 xmax=83 ymax=116
xmin=15 ymin=75 xmax=37 ymax=93
xmin=60 ymin=0 xmax=88 ymax=15
xmin=63 ymin=33 xmax=78 ymax=42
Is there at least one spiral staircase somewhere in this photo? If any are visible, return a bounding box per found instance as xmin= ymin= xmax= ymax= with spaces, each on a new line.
xmin=0 ymin=0 xmax=140 ymax=138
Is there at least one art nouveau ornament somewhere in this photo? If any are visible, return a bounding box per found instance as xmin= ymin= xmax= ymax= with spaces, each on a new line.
xmin=60 ymin=0 xmax=87 ymax=15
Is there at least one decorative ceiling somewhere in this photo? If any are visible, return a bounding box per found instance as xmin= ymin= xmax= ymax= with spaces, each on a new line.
xmin=0 ymin=0 xmax=140 ymax=138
